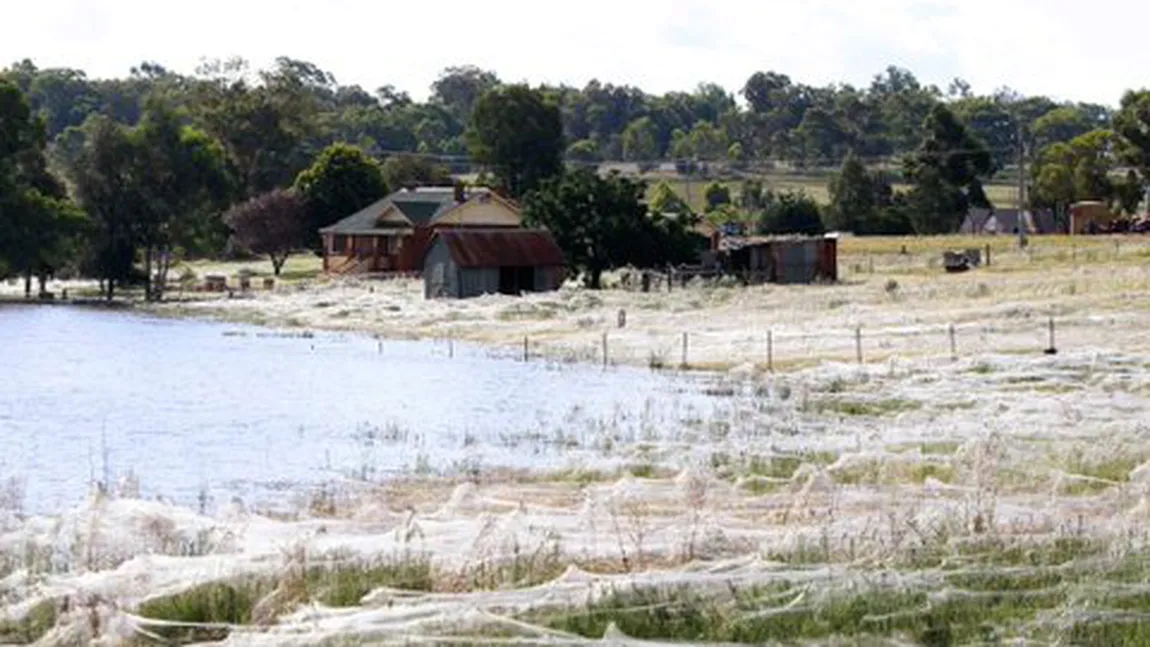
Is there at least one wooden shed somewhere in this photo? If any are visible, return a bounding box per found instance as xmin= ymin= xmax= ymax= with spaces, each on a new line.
xmin=423 ymin=229 xmax=566 ymax=299
xmin=717 ymin=235 xmax=837 ymax=285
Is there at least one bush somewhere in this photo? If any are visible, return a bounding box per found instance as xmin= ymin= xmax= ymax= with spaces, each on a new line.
xmin=759 ymin=190 xmax=824 ymax=235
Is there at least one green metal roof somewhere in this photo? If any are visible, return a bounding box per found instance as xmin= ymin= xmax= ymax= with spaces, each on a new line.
xmin=319 ymin=188 xmax=473 ymax=235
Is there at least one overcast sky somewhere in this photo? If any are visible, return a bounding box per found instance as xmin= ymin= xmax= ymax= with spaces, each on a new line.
xmin=4 ymin=0 xmax=1145 ymax=106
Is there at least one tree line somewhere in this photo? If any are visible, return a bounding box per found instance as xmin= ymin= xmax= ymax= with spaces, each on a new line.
xmin=3 ymin=56 xmax=1150 ymax=293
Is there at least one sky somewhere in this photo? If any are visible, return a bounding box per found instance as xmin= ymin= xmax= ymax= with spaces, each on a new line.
xmin=3 ymin=0 xmax=1147 ymax=106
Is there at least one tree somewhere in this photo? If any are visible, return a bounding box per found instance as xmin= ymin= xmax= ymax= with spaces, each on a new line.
xmin=523 ymin=168 xmax=695 ymax=289
xmin=466 ymin=85 xmax=564 ymax=198
xmin=1031 ymin=129 xmax=1118 ymax=209
xmin=566 ymin=139 xmax=600 ymax=163
xmin=223 ymin=188 xmax=308 ymax=275
xmin=1033 ymin=106 xmax=1097 ymax=151
xmin=381 ymin=153 xmax=451 ymax=189
xmin=622 ymin=116 xmax=659 ymax=164
xmin=68 ymin=116 xmax=140 ymax=300
xmin=703 ymin=182 xmax=732 ymax=211
xmin=826 ymin=154 xmax=880 ymax=233
xmin=903 ymin=104 xmax=995 ymax=233
xmin=649 ymin=180 xmax=691 ymax=216
xmin=430 ymin=65 xmax=500 ymax=123
xmin=1115 ymin=90 xmax=1150 ymax=184
xmin=0 ymin=80 xmax=88 ymax=296
xmin=132 ymin=100 xmax=235 ymax=298
xmin=191 ymin=72 xmax=303 ymax=197
xmin=760 ymin=190 xmax=824 ymax=235
xmin=293 ymin=143 xmax=388 ymax=247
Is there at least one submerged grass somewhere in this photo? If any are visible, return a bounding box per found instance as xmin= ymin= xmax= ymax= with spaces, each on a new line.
xmin=0 ymin=600 xmax=57 ymax=644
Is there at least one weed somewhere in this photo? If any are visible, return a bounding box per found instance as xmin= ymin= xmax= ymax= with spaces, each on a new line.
xmin=811 ymin=397 xmax=921 ymax=417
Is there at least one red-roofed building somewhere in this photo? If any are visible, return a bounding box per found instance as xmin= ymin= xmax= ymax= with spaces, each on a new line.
xmin=422 ymin=229 xmax=566 ymax=299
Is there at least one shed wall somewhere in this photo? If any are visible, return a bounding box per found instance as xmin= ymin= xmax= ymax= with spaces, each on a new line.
xmin=535 ymin=266 xmax=564 ymax=292
xmin=458 ymin=267 xmax=501 ymax=298
xmin=423 ymin=238 xmax=459 ymax=299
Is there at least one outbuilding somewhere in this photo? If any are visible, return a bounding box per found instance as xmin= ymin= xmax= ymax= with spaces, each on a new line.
xmin=423 ymin=229 xmax=566 ymax=299
xmin=715 ymin=235 xmax=838 ymax=285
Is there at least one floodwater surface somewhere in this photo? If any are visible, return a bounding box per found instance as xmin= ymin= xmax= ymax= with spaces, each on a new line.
xmin=1 ymin=305 xmax=721 ymax=513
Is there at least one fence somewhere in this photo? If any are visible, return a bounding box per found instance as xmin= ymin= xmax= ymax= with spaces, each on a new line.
xmin=404 ymin=314 xmax=1096 ymax=375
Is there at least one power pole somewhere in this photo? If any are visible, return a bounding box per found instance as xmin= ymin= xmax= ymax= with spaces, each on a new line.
xmin=1017 ymin=123 xmax=1028 ymax=249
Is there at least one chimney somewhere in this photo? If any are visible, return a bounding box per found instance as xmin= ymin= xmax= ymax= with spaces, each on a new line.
xmin=453 ymin=181 xmax=466 ymax=204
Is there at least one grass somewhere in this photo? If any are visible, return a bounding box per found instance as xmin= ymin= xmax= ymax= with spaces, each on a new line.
xmin=135 ymin=580 xmax=272 ymax=644
xmin=527 ymin=538 xmax=1150 ymax=645
xmin=0 ymin=600 xmax=57 ymax=644
xmin=645 ymin=171 xmax=1021 ymax=214
xmin=809 ymin=397 xmax=921 ymax=417
xmin=710 ymin=451 xmax=839 ymax=481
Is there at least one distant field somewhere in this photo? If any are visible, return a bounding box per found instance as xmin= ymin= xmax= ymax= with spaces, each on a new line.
xmin=646 ymin=172 xmax=1020 ymax=213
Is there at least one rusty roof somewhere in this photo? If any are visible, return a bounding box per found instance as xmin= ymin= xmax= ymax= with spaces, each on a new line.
xmin=430 ymin=229 xmax=565 ymax=268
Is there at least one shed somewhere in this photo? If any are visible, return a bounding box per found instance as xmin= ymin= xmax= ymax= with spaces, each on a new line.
xmin=717 ymin=235 xmax=837 ymax=285
xmin=423 ymin=229 xmax=566 ymax=299
xmin=1068 ymin=201 xmax=1118 ymax=234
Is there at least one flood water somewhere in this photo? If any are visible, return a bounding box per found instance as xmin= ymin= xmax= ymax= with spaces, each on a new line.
xmin=1 ymin=305 xmax=722 ymax=514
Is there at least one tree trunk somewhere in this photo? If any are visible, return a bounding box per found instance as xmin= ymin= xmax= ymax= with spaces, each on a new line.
xmin=37 ymin=273 xmax=47 ymax=296
xmin=155 ymin=247 xmax=171 ymax=302
xmin=589 ymin=268 xmax=603 ymax=290
xmin=272 ymin=255 xmax=285 ymax=276
xmin=23 ymin=272 xmax=32 ymax=299
xmin=144 ymin=246 xmax=154 ymax=302
xmin=107 ymin=278 xmax=115 ymax=301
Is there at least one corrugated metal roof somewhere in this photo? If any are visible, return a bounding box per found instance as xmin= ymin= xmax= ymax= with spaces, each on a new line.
xmin=432 ymin=229 xmax=565 ymax=268
xmin=319 ymin=187 xmax=499 ymax=235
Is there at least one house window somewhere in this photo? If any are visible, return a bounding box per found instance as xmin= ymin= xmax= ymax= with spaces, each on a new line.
xmin=332 ymin=235 xmax=348 ymax=253
xmin=387 ymin=236 xmax=403 ymax=254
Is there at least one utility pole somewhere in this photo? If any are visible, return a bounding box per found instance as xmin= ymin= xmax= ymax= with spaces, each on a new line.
xmin=1017 ymin=122 xmax=1028 ymax=249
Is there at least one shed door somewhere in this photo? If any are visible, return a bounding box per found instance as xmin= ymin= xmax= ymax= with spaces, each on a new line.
xmin=498 ymin=266 xmax=535 ymax=295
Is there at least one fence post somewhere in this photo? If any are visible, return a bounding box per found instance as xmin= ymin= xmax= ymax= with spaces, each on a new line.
xmin=1045 ymin=317 xmax=1058 ymax=355
xmin=523 ymin=335 xmax=529 ymax=362
xmin=948 ymin=323 xmax=957 ymax=361
xmin=767 ymin=329 xmax=774 ymax=373
xmin=855 ymin=326 xmax=863 ymax=364
xmin=448 ymin=331 xmax=454 ymax=359
xmin=681 ymin=332 xmax=689 ymax=369
xmin=985 ymin=244 xmax=992 ymax=267
xmin=602 ymin=331 xmax=609 ymax=368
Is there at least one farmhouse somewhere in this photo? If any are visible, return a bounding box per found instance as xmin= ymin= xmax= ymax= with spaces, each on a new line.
xmin=423 ymin=229 xmax=566 ymax=299
xmin=318 ymin=185 xmax=522 ymax=275
xmin=961 ymin=208 xmax=1060 ymax=235
xmin=710 ymin=234 xmax=838 ymax=285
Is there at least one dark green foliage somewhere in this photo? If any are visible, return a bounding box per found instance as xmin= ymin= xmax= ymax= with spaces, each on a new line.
xmin=903 ymin=104 xmax=996 ymax=233
xmin=292 ymin=143 xmax=388 ymax=246
xmin=824 ymin=153 xmax=899 ymax=234
xmin=759 ymin=190 xmax=824 ymax=235
xmin=466 ymin=85 xmax=565 ymax=198
xmin=703 ymin=181 xmax=731 ymax=211
xmin=0 ymin=80 xmax=89 ymax=293
xmin=523 ymin=168 xmax=701 ymax=289
xmin=1114 ymin=90 xmax=1150 ymax=186
xmin=381 ymin=153 xmax=452 ymax=190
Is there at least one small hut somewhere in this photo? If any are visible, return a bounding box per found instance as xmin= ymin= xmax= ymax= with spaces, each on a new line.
xmin=423 ymin=229 xmax=565 ymax=299
xmin=715 ymin=235 xmax=837 ymax=285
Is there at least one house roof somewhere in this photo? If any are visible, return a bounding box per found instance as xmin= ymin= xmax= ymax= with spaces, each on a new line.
xmin=319 ymin=187 xmax=503 ymax=235
xmin=962 ymin=207 xmax=1059 ymax=235
xmin=428 ymin=229 xmax=565 ymax=269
